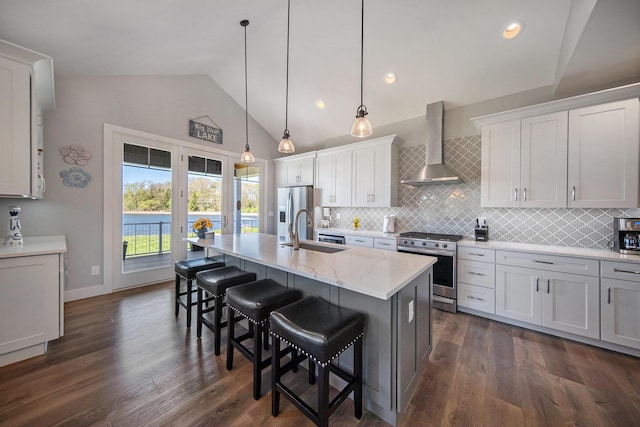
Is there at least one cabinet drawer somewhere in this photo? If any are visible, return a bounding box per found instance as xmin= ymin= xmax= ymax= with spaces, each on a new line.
xmin=374 ymin=237 xmax=397 ymax=251
xmin=346 ymin=235 xmax=373 ymax=247
xmin=601 ymin=261 xmax=640 ymax=282
xmin=457 ymin=259 xmax=495 ymax=288
xmin=458 ymin=283 xmax=495 ymax=314
xmin=496 ymin=250 xmax=599 ymax=276
xmin=458 ymin=246 xmax=495 ymax=262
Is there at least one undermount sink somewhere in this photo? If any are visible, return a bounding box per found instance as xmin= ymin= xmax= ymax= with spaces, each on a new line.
xmin=282 ymin=242 xmax=347 ymax=253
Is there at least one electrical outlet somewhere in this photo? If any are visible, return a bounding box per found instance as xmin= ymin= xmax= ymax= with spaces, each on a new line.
xmin=408 ymin=300 xmax=414 ymax=323
xmin=91 ymin=265 xmax=100 ymax=276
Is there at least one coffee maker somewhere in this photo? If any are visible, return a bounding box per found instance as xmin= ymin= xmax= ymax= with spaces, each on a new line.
xmin=613 ymin=217 xmax=640 ymax=255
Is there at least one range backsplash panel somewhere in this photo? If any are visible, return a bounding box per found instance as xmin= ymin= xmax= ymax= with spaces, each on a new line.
xmin=329 ymin=135 xmax=640 ymax=250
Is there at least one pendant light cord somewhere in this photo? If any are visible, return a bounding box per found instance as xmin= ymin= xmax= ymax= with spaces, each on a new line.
xmin=285 ymin=0 xmax=291 ymax=132
xmin=243 ymin=20 xmax=250 ymax=150
xmin=359 ymin=0 xmax=364 ymax=108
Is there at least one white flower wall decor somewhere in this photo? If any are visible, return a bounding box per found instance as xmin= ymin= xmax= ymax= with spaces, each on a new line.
xmin=60 ymin=145 xmax=92 ymax=165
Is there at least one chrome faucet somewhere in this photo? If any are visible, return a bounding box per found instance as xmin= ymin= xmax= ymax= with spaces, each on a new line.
xmin=289 ymin=208 xmax=312 ymax=250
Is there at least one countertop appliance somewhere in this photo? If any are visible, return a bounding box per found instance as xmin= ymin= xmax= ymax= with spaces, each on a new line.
xmin=396 ymin=232 xmax=463 ymax=313
xmin=277 ymin=186 xmax=314 ymax=244
xmin=382 ymin=215 xmax=395 ymax=233
xmin=614 ymin=217 xmax=640 ymax=255
xmin=317 ymin=232 xmax=346 ymax=245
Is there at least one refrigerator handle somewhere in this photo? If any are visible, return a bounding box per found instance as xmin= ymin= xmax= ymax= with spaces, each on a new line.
xmin=287 ymin=191 xmax=293 ymax=236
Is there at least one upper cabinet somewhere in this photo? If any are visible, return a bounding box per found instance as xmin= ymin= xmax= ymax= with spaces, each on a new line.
xmin=273 ymin=152 xmax=315 ymax=188
xmin=0 ymin=39 xmax=55 ymax=199
xmin=473 ymin=84 xmax=640 ymax=209
xmin=567 ymin=99 xmax=639 ymax=208
xmin=315 ymin=134 xmax=400 ymax=208
xmin=315 ymin=150 xmax=352 ymax=207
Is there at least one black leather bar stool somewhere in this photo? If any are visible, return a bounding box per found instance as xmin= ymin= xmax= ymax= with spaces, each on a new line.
xmin=225 ymin=279 xmax=302 ymax=400
xmin=174 ymin=258 xmax=224 ymax=328
xmin=195 ymin=266 xmax=257 ymax=356
xmin=270 ymin=296 xmax=365 ymax=427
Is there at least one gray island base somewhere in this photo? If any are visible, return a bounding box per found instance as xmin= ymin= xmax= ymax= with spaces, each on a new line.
xmin=188 ymin=233 xmax=435 ymax=425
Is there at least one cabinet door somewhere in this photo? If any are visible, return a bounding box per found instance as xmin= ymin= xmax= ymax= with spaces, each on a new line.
xmin=333 ymin=151 xmax=352 ymax=206
xmin=567 ymin=98 xmax=640 ymax=208
xmin=481 ymin=120 xmax=521 ymax=207
xmin=297 ymin=157 xmax=314 ymax=186
xmin=0 ymin=56 xmax=31 ymax=196
xmin=285 ymin=161 xmax=300 ymax=186
xmin=541 ymin=270 xmax=600 ymax=339
xmin=495 ymin=264 xmax=541 ymax=324
xmin=601 ymin=278 xmax=640 ymax=350
xmin=352 ymin=148 xmax=374 ymax=206
xmin=0 ymin=254 xmax=60 ymax=356
xmin=520 ymin=112 xmax=568 ymax=208
xmin=352 ymin=145 xmax=395 ymax=207
xmin=315 ymin=154 xmax=335 ymax=205
xmin=274 ymin=161 xmax=287 ymax=188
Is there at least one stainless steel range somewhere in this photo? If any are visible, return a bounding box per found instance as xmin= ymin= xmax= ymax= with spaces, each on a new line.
xmin=396 ymin=232 xmax=463 ymax=313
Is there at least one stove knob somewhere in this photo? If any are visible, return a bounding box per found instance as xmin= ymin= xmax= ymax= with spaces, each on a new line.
xmin=443 ymin=243 xmax=448 ymax=249
xmin=434 ymin=243 xmax=440 ymax=248
xmin=410 ymin=241 xmax=414 ymax=245
xmin=422 ymin=242 xmax=427 ymax=247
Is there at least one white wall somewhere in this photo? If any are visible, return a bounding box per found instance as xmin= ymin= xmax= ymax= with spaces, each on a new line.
xmin=0 ymin=75 xmax=279 ymax=293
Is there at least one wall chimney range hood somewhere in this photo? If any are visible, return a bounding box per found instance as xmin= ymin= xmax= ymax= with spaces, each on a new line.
xmin=401 ymin=101 xmax=461 ymax=185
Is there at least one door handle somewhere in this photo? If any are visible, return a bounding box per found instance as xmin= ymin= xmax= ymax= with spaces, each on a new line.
xmin=514 ymin=188 xmax=518 ymax=202
xmin=547 ymin=278 xmax=550 ymax=294
xmin=536 ymin=277 xmax=539 ymax=292
xmin=607 ymin=286 xmax=611 ymax=304
xmin=523 ymin=188 xmax=527 ymax=202
xmin=613 ymin=268 xmax=640 ymax=275
xmin=572 ymin=186 xmax=576 ymax=201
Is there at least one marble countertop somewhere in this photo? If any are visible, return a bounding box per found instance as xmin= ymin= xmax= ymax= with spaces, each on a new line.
xmin=316 ymin=227 xmax=398 ymax=239
xmin=0 ymin=235 xmax=67 ymax=259
xmin=459 ymin=238 xmax=640 ymax=263
xmin=188 ymin=233 xmax=435 ymax=300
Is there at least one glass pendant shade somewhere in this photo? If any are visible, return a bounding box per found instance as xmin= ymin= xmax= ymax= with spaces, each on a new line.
xmin=240 ymin=147 xmax=255 ymax=163
xmin=278 ymin=130 xmax=295 ymax=153
xmin=351 ymin=107 xmax=372 ymax=137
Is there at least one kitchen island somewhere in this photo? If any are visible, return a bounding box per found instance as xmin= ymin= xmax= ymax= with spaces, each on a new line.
xmin=188 ymin=233 xmax=435 ymax=426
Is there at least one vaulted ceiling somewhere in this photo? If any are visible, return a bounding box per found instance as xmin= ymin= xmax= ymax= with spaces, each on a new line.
xmin=1 ymin=0 xmax=638 ymax=149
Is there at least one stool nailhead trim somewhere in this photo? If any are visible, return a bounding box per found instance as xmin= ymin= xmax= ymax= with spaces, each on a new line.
xmin=228 ymin=305 xmax=269 ymax=326
xmin=270 ymin=331 xmax=364 ymax=368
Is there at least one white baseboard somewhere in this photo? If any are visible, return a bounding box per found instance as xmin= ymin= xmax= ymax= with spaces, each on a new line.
xmin=64 ymin=283 xmax=110 ymax=302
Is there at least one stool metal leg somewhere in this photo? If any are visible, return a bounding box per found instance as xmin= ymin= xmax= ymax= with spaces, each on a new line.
xmin=271 ymin=337 xmax=281 ymax=416
xmin=354 ymin=338 xmax=363 ymax=419
xmin=175 ymin=274 xmax=181 ymax=316
xmin=318 ymin=363 xmax=330 ymax=427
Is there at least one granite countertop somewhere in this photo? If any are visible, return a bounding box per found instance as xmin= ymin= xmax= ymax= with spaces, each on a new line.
xmin=0 ymin=235 xmax=67 ymax=259
xmin=188 ymin=233 xmax=435 ymax=300
xmin=316 ymin=227 xmax=398 ymax=239
xmin=459 ymin=238 xmax=640 ymax=263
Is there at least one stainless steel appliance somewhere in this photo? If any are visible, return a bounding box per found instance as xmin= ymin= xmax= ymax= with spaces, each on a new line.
xmin=277 ymin=186 xmax=314 ymax=244
xmin=397 ymin=232 xmax=463 ymax=313
xmin=614 ymin=217 xmax=640 ymax=255
xmin=317 ymin=232 xmax=346 ymax=244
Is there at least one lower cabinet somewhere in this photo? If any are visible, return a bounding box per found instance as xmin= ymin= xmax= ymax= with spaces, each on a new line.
xmin=458 ymin=282 xmax=495 ymax=314
xmin=600 ymin=261 xmax=640 ymax=350
xmin=457 ymin=247 xmax=496 ymax=314
xmin=495 ymin=264 xmax=600 ymax=339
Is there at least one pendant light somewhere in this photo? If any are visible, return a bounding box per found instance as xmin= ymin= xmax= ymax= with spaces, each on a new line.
xmin=240 ymin=19 xmax=255 ymax=163
xmin=351 ymin=0 xmax=372 ymax=138
xmin=278 ymin=0 xmax=295 ymax=153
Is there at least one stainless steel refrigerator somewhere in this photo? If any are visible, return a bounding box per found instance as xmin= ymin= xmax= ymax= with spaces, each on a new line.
xmin=277 ymin=186 xmax=314 ymax=243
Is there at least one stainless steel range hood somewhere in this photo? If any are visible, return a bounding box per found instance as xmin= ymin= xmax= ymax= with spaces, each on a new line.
xmin=401 ymin=101 xmax=461 ymax=185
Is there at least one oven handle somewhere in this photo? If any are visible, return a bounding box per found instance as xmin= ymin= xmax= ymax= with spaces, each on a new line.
xmin=397 ymin=248 xmax=454 ymax=257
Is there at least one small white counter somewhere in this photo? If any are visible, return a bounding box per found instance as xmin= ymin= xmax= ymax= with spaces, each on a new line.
xmin=0 ymin=235 xmax=66 ymax=367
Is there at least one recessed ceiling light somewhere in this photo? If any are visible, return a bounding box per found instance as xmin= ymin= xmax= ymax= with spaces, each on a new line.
xmin=316 ymin=100 xmax=326 ymax=109
xmin=503 ymin=21 xmax=524 ymax=39
xmin=385 ymin=72 xmax=398 ymax=84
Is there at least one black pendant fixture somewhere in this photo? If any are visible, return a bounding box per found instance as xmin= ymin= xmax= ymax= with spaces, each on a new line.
xmin=240 ymin=19 xmax=255 ymax=163
xmin=278 ymin=0 xmax=295 ymax=154
xmin=351 ymin=0 xmax=372 ymax=138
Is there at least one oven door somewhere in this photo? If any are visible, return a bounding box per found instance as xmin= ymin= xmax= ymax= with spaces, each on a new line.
xmin=399 ymin=248 xmax=456 ymax=312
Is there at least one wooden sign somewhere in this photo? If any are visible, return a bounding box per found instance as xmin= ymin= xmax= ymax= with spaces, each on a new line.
xmin=189 ymin=120 xmax=223 ymax=144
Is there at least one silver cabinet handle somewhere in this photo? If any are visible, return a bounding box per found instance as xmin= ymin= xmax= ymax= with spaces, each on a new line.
xmin=514 ymin=188 xmax=518 ymax=202
xmin=613 ymin=268 xmax=640 ymax=275
xmin=536 ymin=277 xmax=539 ymax=292
xmin=468 ymin=252 xmax=485 ymax=257
xmin=547 ymin=278 xmax=551 ymax=294
xmin=468 ymin=271 xmax=485 ymax=276
xmin=607 ymin=286 xmax=611 ymax=304
xmin=378 ymin=242 xmax=391 ymax=246
xmin=572 ymin=186 xmax=576 ymax=201
xmin=533 ymin=260 xmax=554 ymax=265
xmin=355 ymin=239 xmax=365 ymax=243
xmin=523 ymin=187 xmax=527 ymax=202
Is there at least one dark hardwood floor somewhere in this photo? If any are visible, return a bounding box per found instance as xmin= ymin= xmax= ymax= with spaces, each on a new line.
xmin=1 ymin=281 xmax=638 ymax=426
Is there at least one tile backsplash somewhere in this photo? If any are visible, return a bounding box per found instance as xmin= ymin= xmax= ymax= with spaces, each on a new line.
xmin=329 ymin=135 xmax=640 ymax=249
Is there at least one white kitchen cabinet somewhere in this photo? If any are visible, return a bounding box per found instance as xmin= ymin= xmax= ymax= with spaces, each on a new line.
xmin=373 ymin=237 xmax=397 ymax=251
xmin=274 ymin=152 xmax=315 ymax=187
xmin=0 ymin=40 xmax=54 ymax=199
xmin=567 ymin=98 xmax=639 ymax=208
xmin=480 ymin=112 xmax=568 ymax=208
xmin=458 ymin=283 xmax=495 ymax=314
xmin=0 ymin=236 xmax=66 ymax=367
xmin=346 ymin=235 xmax=373 ymax=247
xmin=495 ymin=264 xmax=600 ymax=339
xmin=352 ymin=142 xmax=398 ymax=207
xmin=315 ymin=150 xmax=352 ymax=207
xmin=601 ymin=261 xmax=640 ymax=350
xmin=457 ymin=247 xmax=496 ymax=314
